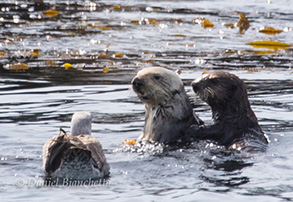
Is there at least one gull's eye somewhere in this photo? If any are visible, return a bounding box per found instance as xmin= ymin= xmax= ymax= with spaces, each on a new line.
xmin=154 ymin=74 xmax=161 ymax=80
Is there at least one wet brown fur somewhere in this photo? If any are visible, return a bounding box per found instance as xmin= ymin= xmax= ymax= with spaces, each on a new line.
xmin=192 ymin=71 xmax=268 ymax=152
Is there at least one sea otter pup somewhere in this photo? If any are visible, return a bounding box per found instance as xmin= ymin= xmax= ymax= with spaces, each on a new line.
xmin=192 ymin=71 xmax=269 ymax=152
xmin=132 ymin=67 xmax=203 ymax=145
xmin=43 ymin=112 xmax=110 ymax=181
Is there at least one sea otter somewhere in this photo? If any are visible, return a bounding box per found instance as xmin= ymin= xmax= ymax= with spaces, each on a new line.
xmin=191 ymin=71 xmax=269 ymax=152
xmin=43 ymin=112 xmax=110 ymax=181
xmin=132 ymin=67 xmax=203 ymax=145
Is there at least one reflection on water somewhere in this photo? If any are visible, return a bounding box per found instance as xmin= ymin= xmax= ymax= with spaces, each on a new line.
xmin=0 ymin=0 xmax=293 ymax=201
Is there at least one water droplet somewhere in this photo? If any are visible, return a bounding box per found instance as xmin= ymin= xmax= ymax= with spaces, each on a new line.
xmin=13 ymin=15 xmax=20 ymax=23
xmin=146 ymin=7 xmax=153 ymax=12
xmin=28 ymin=7 xmax=34 ymax=12
xmin=218 ymin=30 xmax=224 ymax=34
xmin=29 ymin=14 xmax=36 ymax=19
xmin=20 ymin=4 xmax=27 ymax=8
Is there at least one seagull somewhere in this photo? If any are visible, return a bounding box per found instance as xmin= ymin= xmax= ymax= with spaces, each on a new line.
xmin=42 ymin=112 xmax=110 ymax=181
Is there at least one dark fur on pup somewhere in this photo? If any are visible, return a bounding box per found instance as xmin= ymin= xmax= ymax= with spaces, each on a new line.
xmin=192 ymin=71 xmax=269 ymax=152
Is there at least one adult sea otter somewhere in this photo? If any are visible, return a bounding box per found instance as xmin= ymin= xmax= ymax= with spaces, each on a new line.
xmin=131 ymin=67 xmax=203 ymax=145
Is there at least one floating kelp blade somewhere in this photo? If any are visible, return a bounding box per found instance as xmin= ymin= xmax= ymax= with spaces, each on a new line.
xmin=43 ymin=10 xmax=59 ymax=18
xmin=259 ymin=27 xmax=283 ymax=35
xmin=246 ymin=40 xmax=291 ymax=50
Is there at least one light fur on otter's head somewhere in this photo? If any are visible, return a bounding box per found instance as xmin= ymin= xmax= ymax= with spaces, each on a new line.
xmin=132 ymin=67 xmax=183 ymax=106
xmin=191 ymin=71 xmax=268 ymax=151
xmin=132 ymin=67 xmax=202 ymax=144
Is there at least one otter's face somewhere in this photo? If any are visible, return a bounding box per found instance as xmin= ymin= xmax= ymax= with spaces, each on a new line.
xmin=132 ymin=67 xmax=183 ymax=105
xmin=191 ymin=71 xmax=246 ymax=108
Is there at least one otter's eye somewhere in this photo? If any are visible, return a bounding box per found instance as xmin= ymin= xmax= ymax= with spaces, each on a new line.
xmin=154 ymin=74 xmax=161 ymax=80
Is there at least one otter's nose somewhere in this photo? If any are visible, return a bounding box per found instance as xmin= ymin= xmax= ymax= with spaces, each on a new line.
xmin=132 ymin=77 xmax=143 ymax=90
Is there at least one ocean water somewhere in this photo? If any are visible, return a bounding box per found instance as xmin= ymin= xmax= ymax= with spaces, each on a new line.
xmin=0 ymin=0 xmax=292 ymax=201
